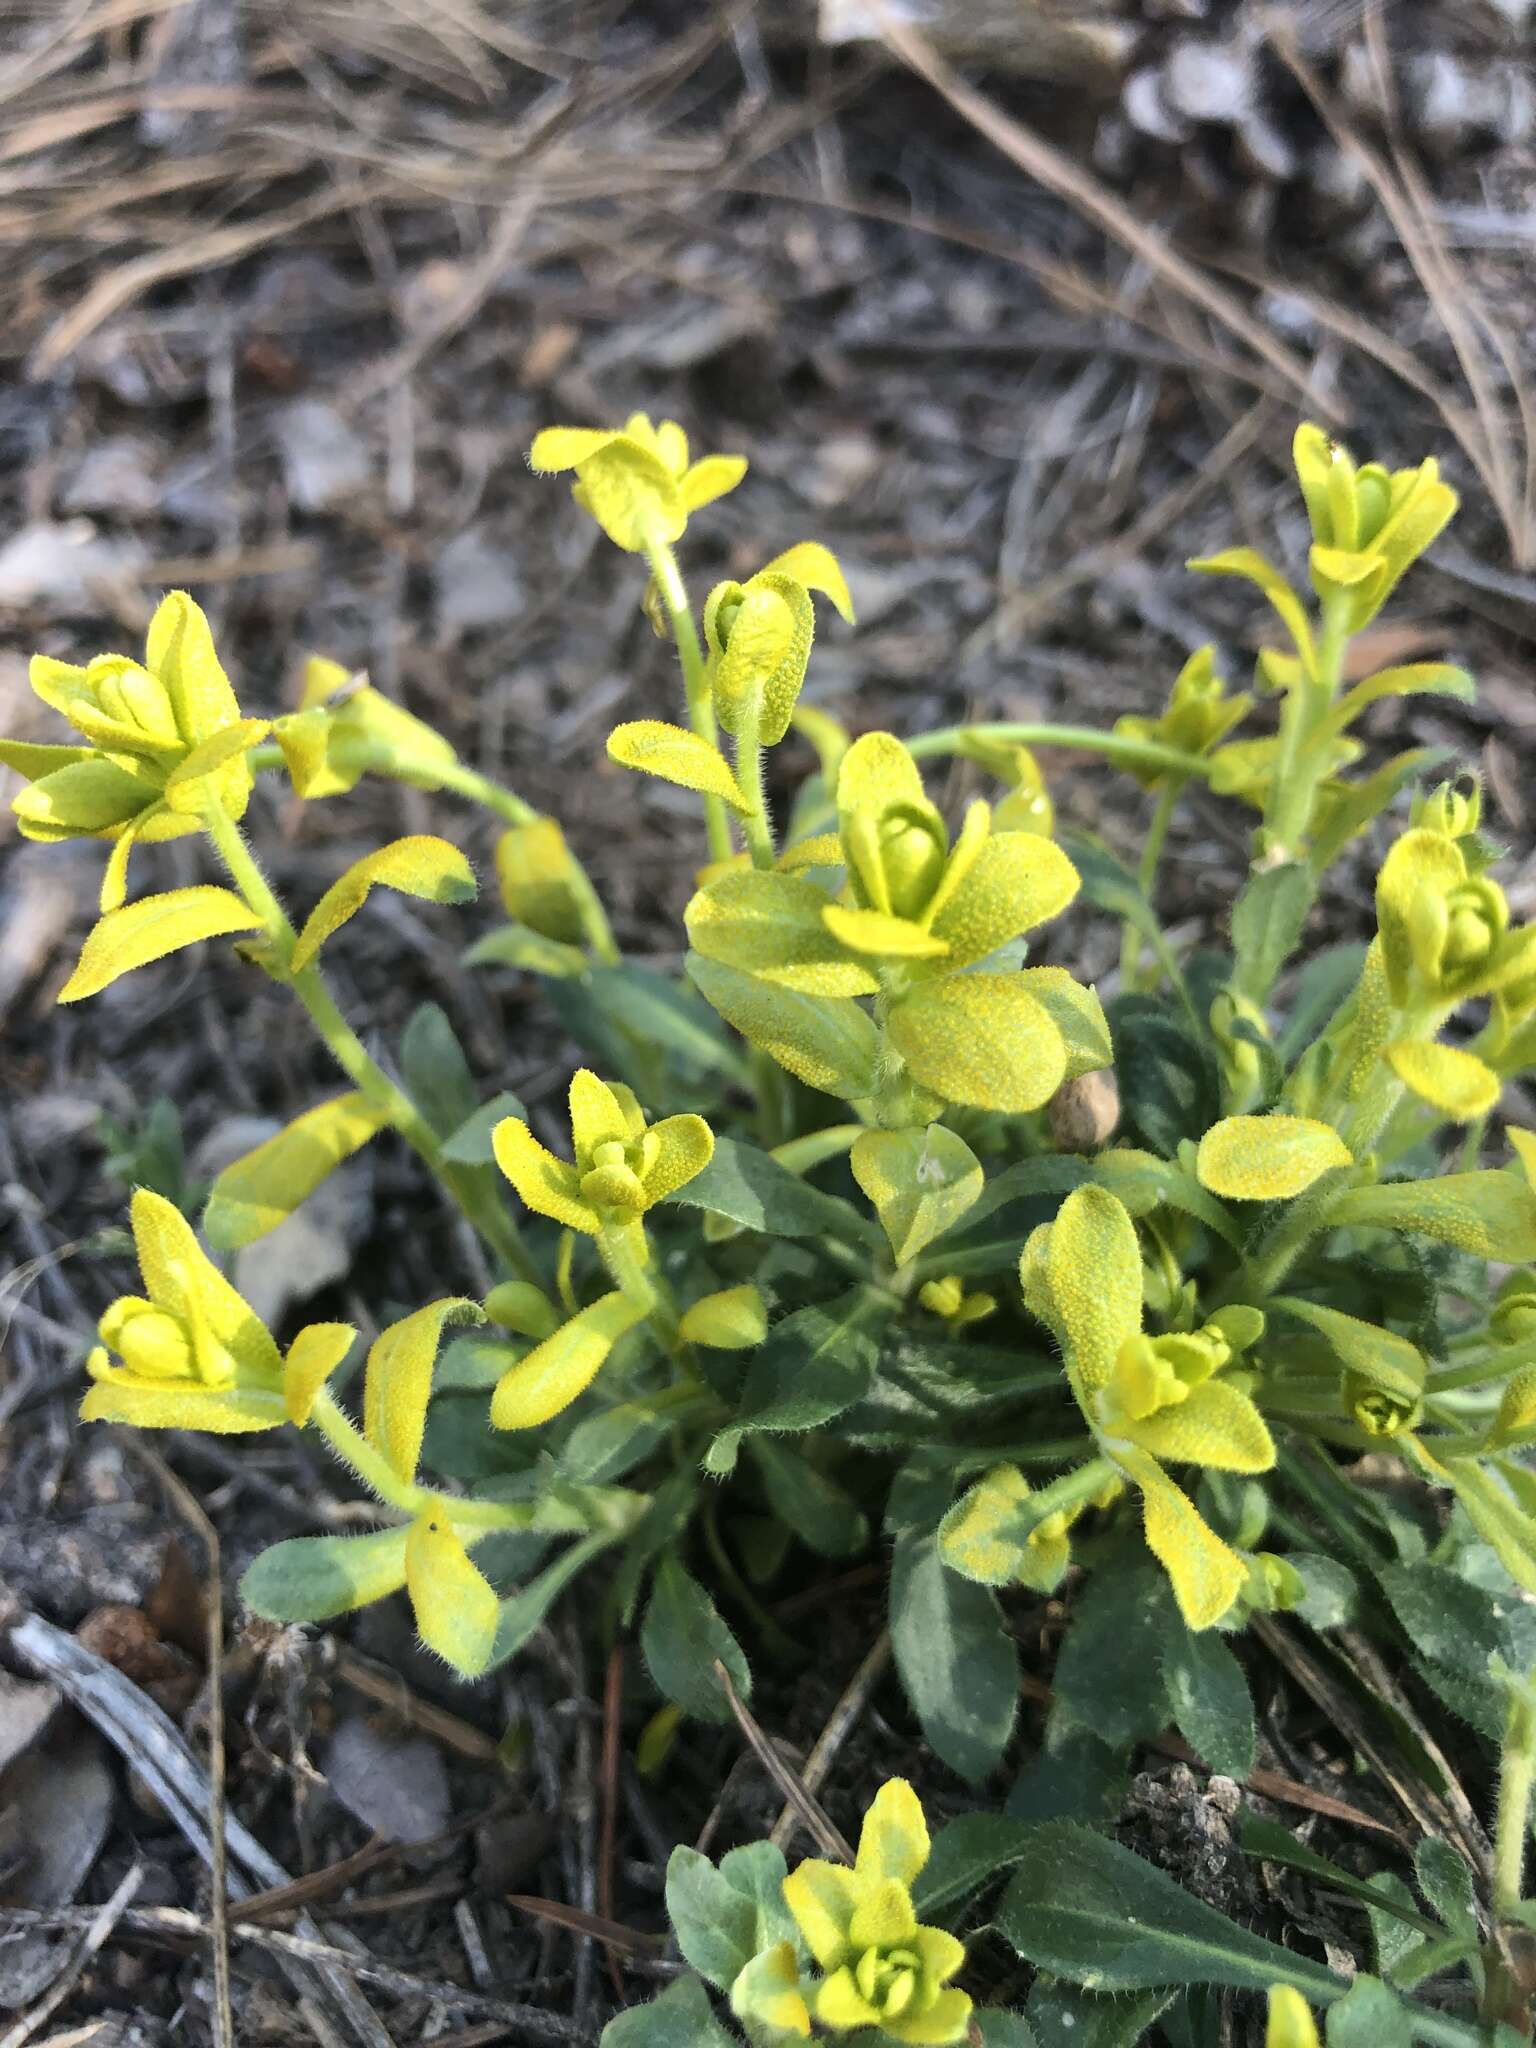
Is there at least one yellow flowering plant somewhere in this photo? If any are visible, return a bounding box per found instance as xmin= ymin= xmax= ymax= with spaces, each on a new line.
xmin=17 ymin=412 xmax=1536 ymax=2044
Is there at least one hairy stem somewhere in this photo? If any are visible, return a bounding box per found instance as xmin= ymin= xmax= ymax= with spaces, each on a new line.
xmin=202 ymin=794 xmax=540 ymax=1284
xmin=643 ymin=529 xmax=734 ymax=865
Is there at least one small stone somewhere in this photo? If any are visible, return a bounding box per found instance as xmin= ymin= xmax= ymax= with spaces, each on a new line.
xmin=1048 ymin=1071 xmax=1121 ymax=1152
xmin=275 ymin=399 xmax=372 ymax=513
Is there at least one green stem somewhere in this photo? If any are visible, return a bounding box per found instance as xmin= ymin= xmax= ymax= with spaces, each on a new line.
xmin=248 ymin=744 xmax=621 ymax=966
xmin=642 ymin=528 xmax=733 ymax=865
xmin=702 ymin=1496 xmax=800 ymax=1664
xmin=1495 ymin=1685 xmax=1536 ymax=1918
xmin=202 ymin=795 xmax=540 ymax=1285
xmin=1262 ymin=591 xmax=1351 ymax=862
xmin=907 ymin=722 xmax=1212 ymax=782
xmin=734 ymin=697 xmax=776 ymax=873
xmin=1120 ymin=778 xmax=1183 ymax=991
xmin=1428 ymin=1333 xmax=1536 ymax=1395
xmin=308 ymin=1390 xmax=418 ymax=1509
xmin=599 ymin=1222 xmax=681 ymax=1352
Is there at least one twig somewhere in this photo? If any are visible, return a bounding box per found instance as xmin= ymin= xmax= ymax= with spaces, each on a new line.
xmin=8 ymin=1614 xmax=394 ymax=2048
xmin=327 ymin=1642 xmax=501 ymax=1762
xmin=0 ymin=1862 xmax=143 ymax=2048
xmin=599 ymin=1645 xmax=623 ymax=2000
xmin=712 ymin=1659 xmax=853 ymax=1864
xmin=0 ymin=1904 xmax=595 ymax=2043
xmin=769 ymin=1632 xmax=891 ymax=1855
xmin=118 ymin=1436 xmax=232 ymax=2048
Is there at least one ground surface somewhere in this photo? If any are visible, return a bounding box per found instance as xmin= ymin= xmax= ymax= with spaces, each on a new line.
xmin=3 ymin=4 xmax=1536 ymax=2043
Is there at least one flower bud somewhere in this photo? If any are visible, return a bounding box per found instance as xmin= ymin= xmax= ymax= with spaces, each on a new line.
xmin=878 ymin=801 xmax=948 ymax=919
xmin=1344 ymin=1372 xmax=1422 ymax=1436
xmin=1412 ymin=778 xmax=1480 ymax=841
xmin=496 ymin=818 xmax=588 ymax=946
xmin=1492 ymin=1271 xmax=1536 ymax=1347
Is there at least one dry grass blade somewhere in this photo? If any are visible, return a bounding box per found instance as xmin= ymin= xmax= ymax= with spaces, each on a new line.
xmin=1268 ymin=17 xmax=1531 ymax=566
xmin=0 ymin=1863 xmax=143 ymax=2048
xmin=870 ymin=6 xmax=1333 ymax=422
xmin=711 ymin=1658 xmax=853 ymax=1864
xmin=769 ymin=1631 xmax=891 ymax=1855
xmin=505 ymin=1896 xmax=662 ymax=1956
xmin=119 ymin=1437 xmax=232 ymax=2048
xmin=9 ymin=1614 xmax=395 ymax=2048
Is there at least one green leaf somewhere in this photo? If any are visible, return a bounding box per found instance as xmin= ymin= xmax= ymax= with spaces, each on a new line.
xmin=641 ymin=1554 xmax=751 ymax=1724
xmin=1291 ymin=1553 xmax=1359 ymax=1631
xmin=1026 ymin=1985 xmax=1172 ymax=2048
xmin=1377 ymin=1562 xmax=1510 ymax=1741
xmin=1332 ymin=1171 xmax=1536 ymax=1261
xmin=1062 ymin=835 xmax=1162 ymax=945
xmin=599 ymin=1974 xmax=736 ymax=2048
xmin=583 ymin=964 xmax=750 ymax=1085
xmin=240 ymin=1527 xmax=408 ymax=1622
xmin=1052 ymin=1556 xmax=1178 ymax=1749
xmin=59 ymin=885 xmax=262 ymax=1002
xmin=705 ymin=1290 xmax=889 ymax=1475
xmin=608 ymin=720 xmax=751 ymax=813
xmin=665 ymin=1843 xmax=790 ymax=1991
xmin=1108 ymin=997 xmax=1221 ymax=1158
xmin=1162 ymin=1628 xmax=1254 ymax=1781
xmin=292 ymin=835 xmax=476 ymax=972
xmin=1279 ymin=944 xmax=1368 ymax=1062
xmin=746 ymin=1438 xmax=868 ymax=1559
xmin=487 ymin=1529 xmax=618 ymax=1672
xmin=1231 ymin=863 xmax=1314 ymax=1007
xmin=890 ymin=1528 xmax=1018 ymax=1783
xmin=851 ymin=1124 xmax=984 ymax=1265
xmin=464 ymin=922 xmax=588 ymax=978
xmin=975 ymin=2012 xmax=1042 ymax=2048
xmin=913 ymin=1813 xmax=1036 ymax=1919
xmin=887 ymin=973 xmax=1067 ymax=1115
xmin=1413 ymin=1835 xmax=1477 ymax=1941
xmin=667 ymin=1135 xmax=878 ymax=1246
xmin=440 ymin=1091 xmax=530 ymax=1166
xmin=400 ymin=1003 xmax=478 ymax=1138
xmin=999 ymin=1821 xmax=1342 ymax=1999
xmin=1238 ymin=1816 xmax=1439 ymax=1937
xmin=1323 ymin=1975 xmax=1412 ymax=2046
xmin=687 ymin=952 xmax=881 ymax=1100
xmin=202 ymin=1091 xmax=388 ymax=1249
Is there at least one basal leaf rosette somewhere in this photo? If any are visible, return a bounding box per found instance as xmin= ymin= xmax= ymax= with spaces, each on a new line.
xmin=781 ymin=1779 xmax=971 ymax=2044
xmin=529 ymin=414 xmax=745 ymax=553
xmin=4 ymin=592 xmax=265 ymax=910
xmin=1021 ymin=1185 xmax=1276 ymax=1628
xmin=82 ymin=1188 xmax=352 ymax=1435
xmin=685 ymin=733 xmax=1108 ymax=1114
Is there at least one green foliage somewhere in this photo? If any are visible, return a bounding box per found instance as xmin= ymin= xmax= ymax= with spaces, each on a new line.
xmin=33 ymin=423 xmax=1536 ymax=2043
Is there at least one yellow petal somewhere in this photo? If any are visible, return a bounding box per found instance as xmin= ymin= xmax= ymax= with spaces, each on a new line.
xmin=1195 ymin=1115 xmax=1352 ymax=1201
xmin=815 ymin=1967 xmax=881 ymax=2032
xmin=144 ymin=589 xmax=244 ymax=744
xmin=679 ymin=453 xmax=747 ymax=512
xmin=128 ymin=1188 xmax=280 ymax=1383
xmin=528 ymin=426 xmax=622 ymax=472
xmin=642 ymin=1113 xmax=715 ymax=1205
xmin=405 ymin=1505 xmax=499 ymax=1678
xmin=678 ymin=1284 xmax=767 ymax=1350
xmin=855 ymin=1777 xmax=929 ymax=1890
xmin=1266 ymin=1987 xmax=1322 ymax=2048
xmin=884 ymin=1988 xmax=973 ymax=2045
xmin=607 ymin=720 xmax=750 ymax=813
xmin=1045 ymin=1185 xmax=1144 ymax=1391
xmin=81 ymin=1375 xmax=286 ymax=1432
xmin=836 ymin=730 xmax=926 ymax=817
xmin=282 ymin=1322 xmax=357 ymax=1426
xmin=823 ymin=903 xmax=949 ymax=960
xmin=492 ymin=1118 xmax=600 ymax=1233
xmin=1127 ymin=1377 xmax=1275 ymax=1474
xmin=568 ymin=1068 xmax=634 ymax=1160
xmin=1119 ymin=1447 xmax=1245 ymax=1630
xmin=59 ymin=886 xmax=261 ymax=1002
xmin=761 ymin=541 xmax=855 ymax=622
xmin=886 ymin=974 xmax=1066 ymax=1114
xmin=489 ymin=1290 xmax=646 ymax=1430
xmin=363 ymin=1297 xmax=482 ymax=1485
xmin=782 ymin=1860 xmax=862 ymax=1971
xmin=849 ymin=1876 xmax=918 ymax=1951
xmin=291 ymin=835 xmax=476 ymax=973
xmin=928 ymin=831 xmax=1080 ymax=966
xmin=1386 ymin=1040 xmax=1501 ymax=1121
xmin=203 ymin=1091 xmax=388 ymax=1249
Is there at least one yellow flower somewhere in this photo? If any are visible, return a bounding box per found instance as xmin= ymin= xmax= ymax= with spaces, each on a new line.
xmin=491 ymin=1070 xmax=713 ymax=1236
xmin=3 ymin=592 xmax=265 ymax=910
xmin=83 ymin=1188 xmax=350 ymax=1435
xmin=529 ymin=415 xmax=745 ymax=552
xmin=274 ymin=654 xmax=458 ymax=799
xmin=1021 ymin=1185 xmax=1275 ymax=1628
xmin=782 ymin=1780 xmax=971 ymax=2045
xmin=686 ymin=731 xmax=1106 ymax=1115
xmin=1114 ymin=645 xmax=1249 ymax=790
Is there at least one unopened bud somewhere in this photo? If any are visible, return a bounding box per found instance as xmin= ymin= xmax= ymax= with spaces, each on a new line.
xmin=1047 ymin=1070 xmax=1120 ymax=1151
